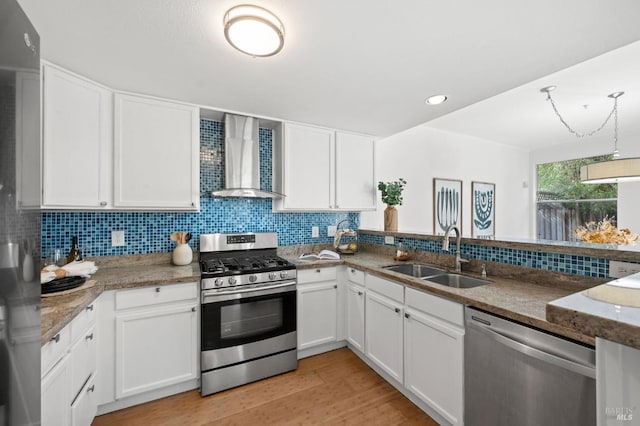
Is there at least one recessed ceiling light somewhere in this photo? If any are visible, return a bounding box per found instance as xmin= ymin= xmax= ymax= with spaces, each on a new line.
xmin=425 ymin=95 xmax=448 ymax=105
xmin=223 ymin=5 xmax=285 ymax=57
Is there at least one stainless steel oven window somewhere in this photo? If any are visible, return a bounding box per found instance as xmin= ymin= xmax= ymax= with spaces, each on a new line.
xmin=220 ymin=298 xmax=284 ymax=339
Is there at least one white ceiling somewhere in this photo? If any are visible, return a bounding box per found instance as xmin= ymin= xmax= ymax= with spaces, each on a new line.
xmin=427 ymin=40 xmax=640 ymax=151
xmin=16 ymin=0 xmax=640 ymax=139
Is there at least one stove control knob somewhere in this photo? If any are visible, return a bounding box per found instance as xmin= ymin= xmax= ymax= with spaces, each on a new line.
xmin=249 ymin=275 xmax=257 ymax=283
xmin=228 ymin=277 xmax=237 ymax=285
xmin=214 ymin=278 xmax=223 ymax=287
xmin=268 ymin=272 xmax=277 ymax=280
xmin=280 ymin=271 xmax=288 ymax=279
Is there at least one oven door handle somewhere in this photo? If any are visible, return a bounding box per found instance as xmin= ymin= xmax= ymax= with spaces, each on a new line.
xmin=202 ymin=281 xmax=297 ymax=303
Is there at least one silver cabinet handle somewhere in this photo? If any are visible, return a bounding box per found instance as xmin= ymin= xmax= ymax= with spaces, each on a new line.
xmin=405 ymin=312 xmax=410 ymax=319
xmin=316 ymin=269 xmax=321 ymax=273
xmin=51 ymin=334 xmax=60 ymax=343
xmin=333 ymin=285 xmax=338 ymax=289
xmin=351 ymin=269 xmax=356 ymax=273
xmin=191 ymin=307 xmax=196 ymax=312
xmin=395 ymin=307 xmax=400 ymax=314
xmin=87 ymin=385 xmax=95 ymax=393
xmin=85 ymin=333 xmax=94 ymax=341
xmin=358 ymin=291 xmax=363 ymax=296
xmin=100 ymin=201 xmax=107 ymax=206
xmin=85 ymin=304 xmax=94 ymax=311
xmin=155 ymin=287 xmax=160 ymax=293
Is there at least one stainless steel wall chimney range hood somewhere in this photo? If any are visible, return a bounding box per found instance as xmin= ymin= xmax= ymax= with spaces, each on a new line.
xmin=211 ymin=114 xmax=283 ymax=198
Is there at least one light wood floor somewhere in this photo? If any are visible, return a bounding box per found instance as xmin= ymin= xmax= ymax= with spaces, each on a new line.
xmin=92 ymin=348 xmax=438 ymax=425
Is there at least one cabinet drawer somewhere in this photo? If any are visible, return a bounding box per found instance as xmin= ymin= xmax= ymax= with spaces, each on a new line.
xmin=297 ymin=267 xmax=337 ymax=284
xmin=346 ymin=267 xmax=365 ymax=285
xmin=70 ymin=301 xmax=97 ymax=343
xmin=365 ymin=273 xmax=404 ymax=303
xmin=42 ymin=326 xmax=70 ymax=377
xmin=115 ymin=282 xmax=198 ymax=311
xmin=406 ymin=287 xmax=464 ymax=327
xmin=70 ymin=324 xmax=97 ymax=401
xmin=71 ymin=373 xmax=98 ymax=426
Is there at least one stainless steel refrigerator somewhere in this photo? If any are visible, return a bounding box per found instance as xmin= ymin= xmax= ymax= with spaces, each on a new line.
xmin=0 ymin=0 xmax=41 ymax=424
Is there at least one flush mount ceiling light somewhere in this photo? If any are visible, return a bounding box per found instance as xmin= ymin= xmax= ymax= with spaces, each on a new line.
xmin=540 ymin=87 xmax=640 ymax=184
xmin=223 ymin=5 xmax=285 ymax=57
xmin=425 ymin=95 xmax=448 ymax=105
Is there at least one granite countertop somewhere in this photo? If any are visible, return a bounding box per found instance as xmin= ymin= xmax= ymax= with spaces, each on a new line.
xmin=292 ymin=252 xmax=594 ymax=345
xmin=41 ymin=262 xmax=200 ymax=344
xmin=42 ymin=249 xmax=608 ymax=348
xmin=547 ymin=277 xmax=640 ymax=350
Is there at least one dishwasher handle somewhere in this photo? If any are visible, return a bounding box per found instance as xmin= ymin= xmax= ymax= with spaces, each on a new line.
xmin=468 ymin=320 xmax=596 ymax=379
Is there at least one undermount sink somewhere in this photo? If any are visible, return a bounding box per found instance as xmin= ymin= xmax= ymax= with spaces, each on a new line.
xmin=423 ymin=273 xmax=490 ymax=289
xmin=383 ymin=264 xmax=446 ymax=278
xmin=383 ymin=263 xmax=490 ymax=289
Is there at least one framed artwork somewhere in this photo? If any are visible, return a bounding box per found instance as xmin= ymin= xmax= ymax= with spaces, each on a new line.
xmin=433 ymin=178 xmax=463 ymax=235
xmin=471 ymin=181 xmax=495 ymax=239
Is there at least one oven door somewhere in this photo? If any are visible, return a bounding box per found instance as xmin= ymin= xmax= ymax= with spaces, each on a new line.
xmin=201 ymin=281 xmax=297 ymax=371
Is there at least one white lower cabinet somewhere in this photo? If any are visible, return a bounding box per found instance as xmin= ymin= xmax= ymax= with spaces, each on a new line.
xmin=41 ymin=300 xmax=98 ymax=426
xmin=115 ymin=302 xmax=198 ymax=398
xmin=297 ymin=268 xmax=338 ymax=351
xmin=71 ymin=373 xmax=98 ymax=426
xmin=364 ymin=274 xmax=404 ymax=383
xmin=404 ymin=287 xmax=464 ymax=426
xmin=41 ymin=352 xmax=71 ymax=426
xmin=346 ymin=282 xmax=365 ymax=352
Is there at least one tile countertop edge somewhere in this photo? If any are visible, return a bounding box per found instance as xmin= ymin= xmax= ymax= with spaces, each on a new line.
xmin=546 ymin=292 xmax=640 ymax=350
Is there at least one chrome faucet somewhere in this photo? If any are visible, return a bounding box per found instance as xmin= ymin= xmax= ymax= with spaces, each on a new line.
xmin=442 ymin=224 xmax=469 ymax=273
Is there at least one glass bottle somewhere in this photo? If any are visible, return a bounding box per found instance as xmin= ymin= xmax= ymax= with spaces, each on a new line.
xmin=66 ymin=236 xmax=82 ymax=264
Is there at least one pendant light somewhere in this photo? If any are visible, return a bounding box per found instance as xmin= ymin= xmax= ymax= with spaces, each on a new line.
xmin=223 ymin=5 xmax=285 ymax=57
xmin=541 ymin=87 xmax=640 ymax=184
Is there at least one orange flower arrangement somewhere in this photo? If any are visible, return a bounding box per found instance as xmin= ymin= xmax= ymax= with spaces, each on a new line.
xmin=574 ymin=218 xmax=639 ymax=246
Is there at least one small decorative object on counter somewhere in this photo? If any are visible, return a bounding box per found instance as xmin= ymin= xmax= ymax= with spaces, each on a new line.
xmin=171 ymin=232 xmax=193 ymax=265
xmin=334 ymin=219 xmax=358 ymax=254
xmin=394 ymin=242 xmax=409 ymax=261
xmin=378 ymin=178 xmax=406 ymax=232
xmin=65 ymin=236 xmax=82 ymax=264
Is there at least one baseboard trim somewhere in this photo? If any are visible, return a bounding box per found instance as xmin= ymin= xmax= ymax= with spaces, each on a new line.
xmin=297 ymin=340 xmax=347 ymax=359
xmin=96 ymin=379 xmax=199 ymax=416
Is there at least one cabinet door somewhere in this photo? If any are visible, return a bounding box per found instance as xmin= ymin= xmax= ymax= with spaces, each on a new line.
xmin=335 ymin=132 xmax=375 ymax=210
xmin=404 ymin=307 xmax=464 ymax=426
xmin=346 ymin=283 xmax=365 ymax=352
xmin=281 ymin=123 xmax=334 ymax=210
xmin=297 ymin=281 xmax=338 ymax=349
xmin=365 ymin=291 xmax=403 ymax=383
xmin=115 ymin=303 xmax=198 ymax=398
xmin=41 ymin=355 xmax=71 ymax=426
xmin=114 ymin=94 xmax=199 ymax=210
xmin=69 ymin=324 xmax=96 ymax=402
xmin=42 ymin=65 xmax=111 ymax=208
xmin=71 ymin=373 xmax=97 ymax=426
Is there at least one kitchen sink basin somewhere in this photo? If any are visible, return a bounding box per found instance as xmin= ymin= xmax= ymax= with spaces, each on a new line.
xmin=423 ymin=273 xmax=490 ymax=289
xmin=383 ymin=264 xmax=446 ymax=278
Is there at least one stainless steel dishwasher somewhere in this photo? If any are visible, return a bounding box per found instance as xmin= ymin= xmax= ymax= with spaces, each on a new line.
xmin=465 ymin=307 xmax=596 ymax=426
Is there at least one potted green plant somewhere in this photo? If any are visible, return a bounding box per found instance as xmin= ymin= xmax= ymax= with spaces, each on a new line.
xmin=378 ymin=178 xmax=406 ymax=231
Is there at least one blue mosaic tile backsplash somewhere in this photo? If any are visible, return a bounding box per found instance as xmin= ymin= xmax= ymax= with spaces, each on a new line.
xmin=42 ymin=119 xmax=359 ymax=257
xmin=360 ymin=232 xmax=613 ymax=278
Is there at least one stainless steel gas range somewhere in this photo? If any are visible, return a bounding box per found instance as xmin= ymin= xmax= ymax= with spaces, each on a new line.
xmin=199 ymin=232 xmax=297 ymax=396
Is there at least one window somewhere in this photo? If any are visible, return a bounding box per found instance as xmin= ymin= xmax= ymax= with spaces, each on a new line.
xmin=536 ymin=155 xmax=617 ymax=242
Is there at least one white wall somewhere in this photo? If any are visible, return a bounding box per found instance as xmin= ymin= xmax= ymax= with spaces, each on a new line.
xmin=530 ymin=129 xmax=640 ymax=233
xmin=361 ymin=125 xmax=531 ymax=239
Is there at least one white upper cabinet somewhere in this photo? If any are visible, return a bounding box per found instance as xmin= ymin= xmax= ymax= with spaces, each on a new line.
xmin=114 ymin=93 xmax=200 ymax=210
xmin=335 ymin=132 xmax=375 ymax=210
xmin=42 ymin=64 xmax=112 ymax=208
xmin=273 ymin=122 xmax=375 ymax=211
